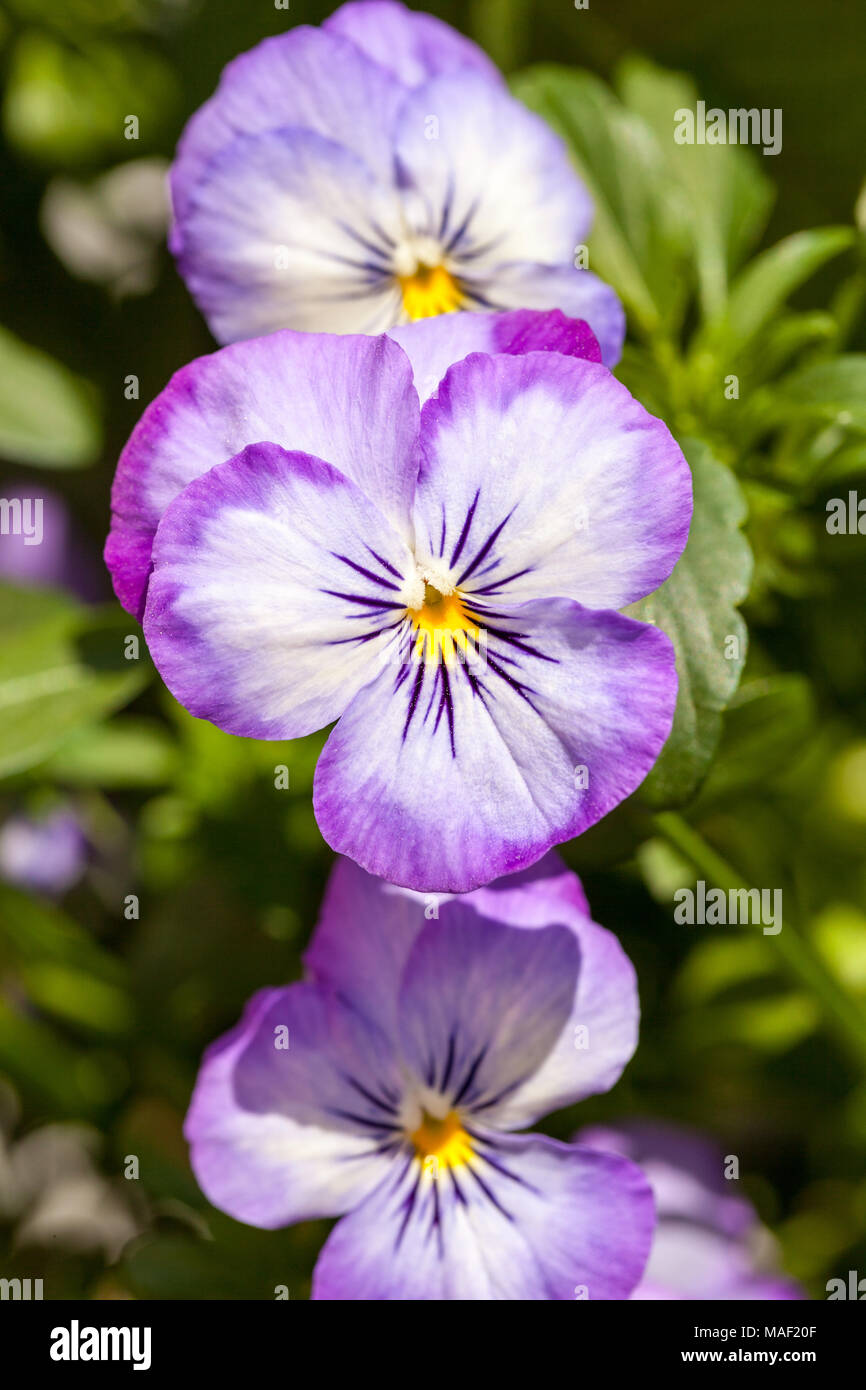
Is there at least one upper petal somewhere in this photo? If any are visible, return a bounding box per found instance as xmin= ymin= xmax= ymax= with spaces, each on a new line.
xmin=183 ymin=984 xmax=400 ymax=1229
xmin=387 ymin=307 xmax=601 ymax=405
xmin=396 ymin=910 xmax=579 ymax=1111
xmin=394 ymin=72 xmax=592 ymax=269
xmin=105 ymin=329 xmax=419 ymax=618
xmin=311 ymin=1133 xmax=654 ymax=1300
xmin=143 ymin=443 xmax=416 ymax=739
xmin=324 ymin=1 xmax=503 ymax=88
xmin=413 ymin=351 xmax=692 ymax=610
xmin=313 ymin=597 xmax=677 ymax=892
xmin=304 ymin=854 xmax=427 ymax=1052
xmin=305 ymin=850 xmax=637 ymax=1122
xmin=170 ymin=25 xmax=406 ymax=236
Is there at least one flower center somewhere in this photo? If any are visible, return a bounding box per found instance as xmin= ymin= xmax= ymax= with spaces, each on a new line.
xmin=410 ymin=582 xmax=482 ymax=665
xmin=398 ymin=262 xmax=464 ymax=320
xmin=410 ymin=1109 xmax=473 ymax=1171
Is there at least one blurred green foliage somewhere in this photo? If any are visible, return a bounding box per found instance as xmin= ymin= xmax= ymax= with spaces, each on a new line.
xmin=0 ymin=0 xmax=865 ymax=1300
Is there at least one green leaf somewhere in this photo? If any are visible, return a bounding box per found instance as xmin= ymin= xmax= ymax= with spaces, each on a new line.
xmin=511 ymin=65 xmax=690 ymax=337
xmin=40 ymin=717 xmax=180 ymax=787
xmin=0 ymin=324 xmax=101 ymax=467
xmin=0 ymin=585 xmax=148 ymax=778
xmin=693 ymin=675 xmax=816 ymax=806
xmin=632 ymin=440 xmax=753 ymax=807
xmin=3 ymin=31 xmax=179 ymax=166
xmin=769 ymin=356 xmax=866 ymax=432
xmin=695 ymin=228 xmax=855 ymax=359
xmin=615 ymin=56 xmax=774 ymax=318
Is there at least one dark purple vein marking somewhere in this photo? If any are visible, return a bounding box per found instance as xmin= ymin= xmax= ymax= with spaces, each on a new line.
xmin=449 ymin=488 xmax=480 ymax=568
xmin=456 ymin=508 xmax=515 ymax=586
xmin=330 ymin=552 xmax=400 ymax=591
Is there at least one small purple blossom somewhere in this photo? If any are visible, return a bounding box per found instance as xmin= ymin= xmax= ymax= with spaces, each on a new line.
xmin=185 ymin=852 xmax=654 ymax=1300
xmin=168 ymin=0 xmax=624 ymax=364
xmin=0 ymin=808 xmax=87 ymax=898
xmin=578 ymin=1121 xmax=807 ymax=1300
xmin=0 ymin=482 xmax=103 ymax=602
xmin=106 ymin=310 xmax=691 ymax=892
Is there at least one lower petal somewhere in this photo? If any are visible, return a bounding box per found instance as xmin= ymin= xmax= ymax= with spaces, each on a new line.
xmin=311 ymin=1133 xmax=654 ymax=1300
xmin=313 ymin=598 xmax=677 ymax=892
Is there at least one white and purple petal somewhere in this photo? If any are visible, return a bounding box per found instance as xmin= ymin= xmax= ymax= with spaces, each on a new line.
xmin=311 ymin=1133 xmax=654 ymax=1300
xmin=393 ymin=72 xmax=592 ymax=273
xmin=396 ymin=911 xmax=579 ymax=1111
xmin=305 ymin=851 xmax=638 ymax=1119
xmin=313 ymin=597 xmax=677 ymax=892
xmin=413 ymin=351 xmax=692 ymax=611
xmin=105 ymin=329 xmax=419 ymax=618
xmin=143 ymin=443 xmax=415 ymax=739
xmin=170 ymin=25 xmax=406 ymax=239
xmin=184 ymin=985 xmax=401 ymax=1229
xmin=176 ymin=126 xmax=403 ymax=344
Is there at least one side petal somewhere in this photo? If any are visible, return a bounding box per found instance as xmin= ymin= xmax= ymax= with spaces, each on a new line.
xmin=176 ymin=126 xmax=403 ymax=345
xmin=184 ymin=985 xmax=400 ymax=1229
xmin=578 ymin=1120 xmax=755 ymax=1235
xmin=170 ymin=26 xmax=406 ymax=235
xmin=413 ymin=350 xmax=692 ymax=611
xmin=313 ymin=597 xmax=677 ymax=892
xmin=324 ymin=1 xmax=503 ymax=88
xmin=394 ymin=72 xmax=592 ymax=269
xmin=311 ymin=1134 xmax=654 ymax=1300
xmin=105 ymin=329 xmax=419 ymax=619
xmin=396 ymin=910 xmax=579 ymax=1111
xmin=463 ymin=261 xmax=626 ymax=367
xmin=388 ymin=307 xmax=601 ymax=405
xmin=143 ymin=443 xmax=416 ymax=739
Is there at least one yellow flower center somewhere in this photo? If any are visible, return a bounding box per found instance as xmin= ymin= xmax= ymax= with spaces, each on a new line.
xmin=398 ymin=263 xmax=464 ymax=320
xmin=410 ymin=583 xmax=482 ymax=665
xmin=410 ymin=1109 xmax=473 ymax=1172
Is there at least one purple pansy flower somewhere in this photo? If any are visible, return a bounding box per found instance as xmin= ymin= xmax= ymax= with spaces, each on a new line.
xmin=0 ymin=808 xmax=87 ymax=898
xmin=105 ymin=310 xmax=692 ymax=892
xmin=578 ymin=1121 xmax=807 ymax=1301
xmin=185 ymin=851 xmax=654 ymax=1300
xmin=168 ymin=0 xmax=624 ymax=364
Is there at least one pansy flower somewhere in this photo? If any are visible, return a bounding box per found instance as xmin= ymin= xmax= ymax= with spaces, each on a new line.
xmin=185 ymin=851 xmax=654 ymax=1300
xmin=578 ymin=1121 xmax=806 ymax=1301
xmin=106 ymin=310 xmax=692 ymax=892
xmin=168 ymin=0 xmax=624 ymax=364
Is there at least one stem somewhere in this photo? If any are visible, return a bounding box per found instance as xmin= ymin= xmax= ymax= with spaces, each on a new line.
xmin=653 ymin=811 xmax=866 ymax=1070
